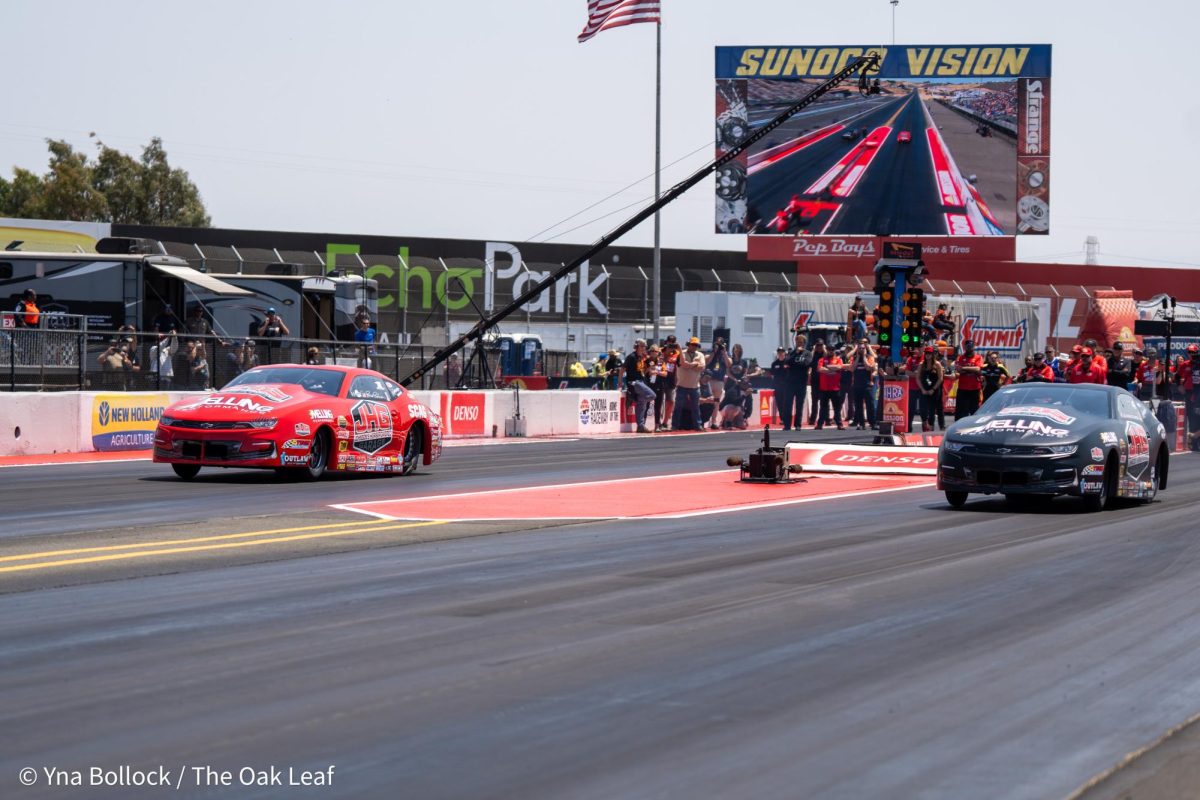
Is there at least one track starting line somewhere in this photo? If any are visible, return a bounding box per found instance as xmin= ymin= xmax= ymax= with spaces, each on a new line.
xmin=332 ymin=469 xmax=933 ymax=521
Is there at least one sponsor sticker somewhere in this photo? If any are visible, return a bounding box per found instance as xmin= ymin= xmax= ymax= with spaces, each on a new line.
xmin=335 ymin=429 xmax=350 ymax=440
xmin=1090 ymin=447 xmax=1104 ymax=462
xmin=997 ymin=406 xmax=1075 ymax=425
xmin=338 ymin=440 xmax=348 ymax=452
xmin=294 ymin=423 xmax=311 ymax=437
xmin=282 ymin=439 xmax=311 ymax=452
xmin=178 ymin=395 xmax=272 ymax=414
xmin=310 ymin=409 xmax=333 ymax=421
xmin=408 ymin=403 xmax=428 ymax=419
xmin=351 ymin=400 xmax=394 ymax=454
xmin=1126 ymin=421 xmax=1149 ymax=465
xmin=1081 ymin=479 xmax=1104 ymax=494
xmin=280 ymin=454 xmax=308 ymax=466
xmin=958 ymin=418 xmax=1069 ymax=438
xmin=221 ymin=384 xmax=291 ymax=403
xmin=1081 ymin=464 xmax=1105 ymax=476
xmin=1100 ymin=432 xmax=1118 ymax=445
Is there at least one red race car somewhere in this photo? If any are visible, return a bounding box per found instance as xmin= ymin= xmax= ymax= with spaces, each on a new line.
xmin=153 ymin=364 xmax=442 ymax=480
xmin=897 ymin=130 xmax=912 ymax=143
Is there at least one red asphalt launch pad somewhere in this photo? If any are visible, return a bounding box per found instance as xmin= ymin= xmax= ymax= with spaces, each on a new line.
xmin=332 ymin=469 xmax=933 ymax=522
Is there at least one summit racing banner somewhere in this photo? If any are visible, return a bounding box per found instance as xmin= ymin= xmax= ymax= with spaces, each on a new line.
xmin=91 ymin=393 xmax=170 ymax=451
xmin=715 ymin=44 xmax=1051 ymax=238
xmin=785 ymin=443 xmax=938 ymax=476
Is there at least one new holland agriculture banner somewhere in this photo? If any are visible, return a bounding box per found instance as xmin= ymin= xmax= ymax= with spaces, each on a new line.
xmin=715 ymin=44 xmax=1051 ymax=238
xmin=91 ymin=393 xmax=169 ymax=451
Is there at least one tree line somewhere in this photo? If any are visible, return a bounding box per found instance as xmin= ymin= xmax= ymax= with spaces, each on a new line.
xmin=0 ymin=136 xmax=210 ymax=227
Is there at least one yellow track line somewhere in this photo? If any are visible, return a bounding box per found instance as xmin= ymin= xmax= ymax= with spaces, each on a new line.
xmin=0 ymin=518 xmax=396 ymax=563
xmin=0 ymin=521 xmax=445 ymax=574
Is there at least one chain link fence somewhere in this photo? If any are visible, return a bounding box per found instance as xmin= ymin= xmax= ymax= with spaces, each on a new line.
xmin=2 ymin=315 xmax=577 ymax=392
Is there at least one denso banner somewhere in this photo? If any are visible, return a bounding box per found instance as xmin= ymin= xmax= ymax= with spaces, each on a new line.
xmin=785 ymin=443 xmax=939 ymax=476
xmin=91 ymin=393 xmax=170 ymax=451
xmin=441 ymin=392 xmax=486 ymax=437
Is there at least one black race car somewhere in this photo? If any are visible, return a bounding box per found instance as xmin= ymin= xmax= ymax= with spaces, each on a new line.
xmin=937 ymin=384 xmax=1169 ymax=511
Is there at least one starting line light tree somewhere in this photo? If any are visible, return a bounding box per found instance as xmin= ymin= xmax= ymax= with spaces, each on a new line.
xmin=871 ymin=242 xmax=927 ymax=363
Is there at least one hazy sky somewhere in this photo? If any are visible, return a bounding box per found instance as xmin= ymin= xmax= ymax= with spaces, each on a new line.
xmin=6 ymin=1 xmax=1198 ymax=268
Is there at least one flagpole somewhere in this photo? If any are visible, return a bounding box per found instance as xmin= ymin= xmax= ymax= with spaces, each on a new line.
xmin=652 ymin=18 xmax=662 ymax=344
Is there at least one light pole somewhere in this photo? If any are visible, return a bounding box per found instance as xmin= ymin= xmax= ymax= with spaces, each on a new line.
xmin=891 ymin=0 xmax=899 ymax=46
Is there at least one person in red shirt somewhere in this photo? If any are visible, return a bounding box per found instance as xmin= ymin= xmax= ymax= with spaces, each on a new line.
xmin=954 ymin=340 xmax=984 ymax=419
xmin=1068 ymin=347 xmax=1106 ymax=384
xmin=1083 ymin=338 xmax=1108 ymax=373
xmin=1022 ymin=351 xmax=1055 ymax=382
xmin=814 ymin=344 xmax=845 ymax=430
xmin=1177 ymin=344 xmax=1200 ymax=450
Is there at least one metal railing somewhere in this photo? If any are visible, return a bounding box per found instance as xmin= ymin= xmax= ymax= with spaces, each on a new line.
xmin=1 ymin=315 xmax=579 ymax=392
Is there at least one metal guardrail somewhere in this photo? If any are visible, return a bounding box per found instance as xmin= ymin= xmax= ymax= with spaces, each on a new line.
xmin=1 ymin=314 xmax=580 ymax=392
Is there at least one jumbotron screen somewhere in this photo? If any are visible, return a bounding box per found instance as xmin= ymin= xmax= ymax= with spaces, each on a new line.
xmin=714 ymin=44 xmax=1052 ymax=237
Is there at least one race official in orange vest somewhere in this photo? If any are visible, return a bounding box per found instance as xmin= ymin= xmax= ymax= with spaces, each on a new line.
xmin=14 ymin=289 xmax=40 ymax=327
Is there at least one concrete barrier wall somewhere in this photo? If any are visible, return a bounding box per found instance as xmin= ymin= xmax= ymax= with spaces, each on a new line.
xmin=0 ymin=389 xmax=629 ymax=456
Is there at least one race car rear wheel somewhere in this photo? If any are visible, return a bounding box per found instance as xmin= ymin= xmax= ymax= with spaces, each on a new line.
xmin=172 ymin=463 xmax=201 ymax=481
xmin=301 ymin=429 xmax=330 ymax=480
xmin=945 ymin=490 xmax=968 ymax=508
xmin=400 ymin=424 xmax=423 ymax=476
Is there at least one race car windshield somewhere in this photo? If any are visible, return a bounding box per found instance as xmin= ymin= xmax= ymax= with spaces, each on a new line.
xmin=224 ymin=367 xmax=346 ymax=397
xmin=980 ymin=386 xmax=1110 ymax=418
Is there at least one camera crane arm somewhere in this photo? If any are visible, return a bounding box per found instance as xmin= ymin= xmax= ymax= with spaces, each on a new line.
xmin=399 ymin=53 xmax=881 ymax=387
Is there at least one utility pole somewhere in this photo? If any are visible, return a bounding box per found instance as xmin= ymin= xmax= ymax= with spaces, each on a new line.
xmin=891 ymin=0 xmax=899 ymax=45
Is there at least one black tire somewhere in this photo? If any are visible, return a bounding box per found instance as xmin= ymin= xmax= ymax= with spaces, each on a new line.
xmin=300 ymin=429 xmax=330 ymax=481
xmin=1143 ymin=450 xmax=1161 ymax=504
xmin=172 ymin=463 xmax=201 ymax=481
xmin=945 ymin=490 xmax=968 ymax=508
xmin=400 ymin=424 xmax=423 ymax=476
xmin=1082 ymin=458 xmax=1116 ymax=512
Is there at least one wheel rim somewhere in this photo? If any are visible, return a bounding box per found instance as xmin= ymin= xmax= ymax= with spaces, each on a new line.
xmin=402 ymin=427 xmax=421 ymax=474
xmin=308 ymin=432 xmax=326 ymax=472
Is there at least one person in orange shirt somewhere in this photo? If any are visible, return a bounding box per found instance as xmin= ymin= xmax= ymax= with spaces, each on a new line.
xmin=14 ymin=288 xmax=40 ymax=327
xmin=1083 ymin=339 xmax=1107 ymax=373
xmin=814 ymin=341 xmax=845 ymax=430
xmin=1021 ymin=352 xmax=1055 ymax=382
xmin=1068 ymin=347 xmax=1106 ymax=384
xmin=954 ymin=340 xmax=984 ymax=419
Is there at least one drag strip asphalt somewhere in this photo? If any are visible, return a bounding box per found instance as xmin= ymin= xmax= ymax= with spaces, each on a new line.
xmin=2 ymin=433 xmax=1198 ymax=799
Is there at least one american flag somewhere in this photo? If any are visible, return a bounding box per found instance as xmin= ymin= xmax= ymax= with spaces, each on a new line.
xmin=577 ymin=0 xmax=660 ymax=43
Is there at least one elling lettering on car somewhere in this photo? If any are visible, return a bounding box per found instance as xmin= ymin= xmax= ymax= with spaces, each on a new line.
xmin=957 ymin=418 xmax=1069 ymax=438
xmin=351 ymin=400 xmax=394 ymax=455
xmin=220 ymin=384 xmax=291 ymax=403
xmin=997 ymin=405 xmax=1076 ymax=425
xmin=178 ymin=395 xmax=273 ymax=414
xmin=310 ymin=409 xmax=333 ymax=421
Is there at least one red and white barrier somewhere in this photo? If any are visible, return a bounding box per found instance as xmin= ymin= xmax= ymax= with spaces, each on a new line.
xmin=785 ymin=443 xmax=939 ymax=476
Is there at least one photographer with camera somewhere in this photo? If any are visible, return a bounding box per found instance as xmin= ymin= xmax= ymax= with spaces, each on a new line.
xmin=98 ymin=336 xmax=140 ymax=390
xmin=706 ymin=337 xmax=732 ymax=420
xmin=256 ymin=307 xmax=290 ymax=339
xmin=227 ymin=338 xmax=260 ymax=378
xmin=848 ymin=338 xmax=877 ymax=430
xmin=718 ymin=378 xmax=756 ymax=430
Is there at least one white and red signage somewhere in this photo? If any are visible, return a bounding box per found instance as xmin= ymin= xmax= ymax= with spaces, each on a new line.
xmin=440 ymin=392 xmax=486 ymax=436
xmin=785 ymin=443 xmax=938 ymax=476
xmin=748 ymin=235 xmax=1017 ymax=263
xmin=881 ymin=379 xmax=910 ymax=434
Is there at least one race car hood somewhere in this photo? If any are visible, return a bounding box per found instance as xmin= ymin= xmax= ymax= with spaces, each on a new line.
xmin=163 ymin=384 xmax=316 ymax=421
xmin=945 ymin=405 xmax=1103 ymax=446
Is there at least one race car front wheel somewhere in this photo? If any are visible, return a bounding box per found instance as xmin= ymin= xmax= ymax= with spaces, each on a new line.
xmin=172 ymin=463 xmax=200 ymax=481
xmin=301 ymin=429 xmax=330 ymax=480
xmin=945 ymin=490 xmax=968 ymax=508
xmin=1082 ymin=458 xmax=1116 ymax=512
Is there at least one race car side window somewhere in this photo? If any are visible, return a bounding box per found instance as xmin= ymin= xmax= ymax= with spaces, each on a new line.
xmin=1117 ymin=393 xmax=1142 ymax=421
xmin=348 ymin=375 xmax=391 ymax=400
xmin=384 ymin=380 xmax=404 ymax=400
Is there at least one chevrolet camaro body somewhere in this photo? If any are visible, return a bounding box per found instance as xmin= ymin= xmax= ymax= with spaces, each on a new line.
xmin=153 ymin=365 xmax=442 ymax=480
xmin=937 ymin=384 xmax=1169 ymax=510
